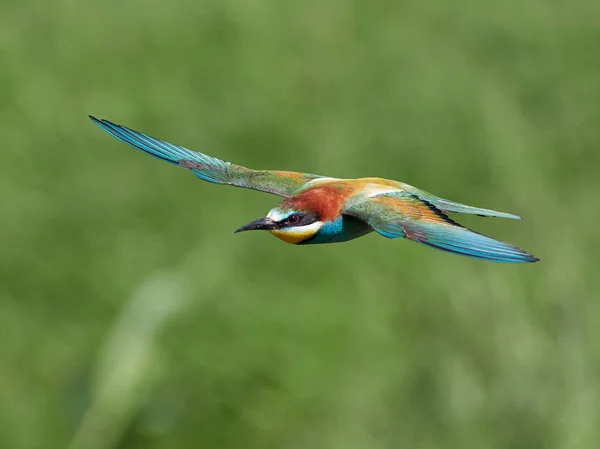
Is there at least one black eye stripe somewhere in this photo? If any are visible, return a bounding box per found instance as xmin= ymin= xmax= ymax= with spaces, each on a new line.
xmin=278 ymin=213 xmax=319 ymax=228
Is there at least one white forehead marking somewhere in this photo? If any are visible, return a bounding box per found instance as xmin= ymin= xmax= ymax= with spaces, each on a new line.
xmin=267 ymin=209 xmax=287 ymax=221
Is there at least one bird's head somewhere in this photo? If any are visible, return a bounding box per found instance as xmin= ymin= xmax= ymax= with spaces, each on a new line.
xmin=233 ymin=205 xmax=323 ymax=244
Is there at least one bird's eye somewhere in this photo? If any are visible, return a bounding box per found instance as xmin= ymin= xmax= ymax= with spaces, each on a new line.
xmin=287 ymin=214 xmax=300 ymax=225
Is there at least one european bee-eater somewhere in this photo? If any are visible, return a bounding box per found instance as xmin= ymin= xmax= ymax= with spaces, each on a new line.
xmin=90 ymin=116 xmax=538 ymax=263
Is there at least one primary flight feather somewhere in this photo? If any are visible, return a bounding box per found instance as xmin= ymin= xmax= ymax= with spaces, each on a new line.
xmin=90 ymin=116 xmax=538 ymax=263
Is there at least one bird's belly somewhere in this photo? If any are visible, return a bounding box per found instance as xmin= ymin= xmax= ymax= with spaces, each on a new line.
xmin=300 ymin=215 xmax=372 ymax=245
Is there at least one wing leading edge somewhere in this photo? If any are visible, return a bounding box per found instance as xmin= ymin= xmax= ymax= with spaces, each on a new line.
xmin=90 ymin=116 xmax=324 ymax=198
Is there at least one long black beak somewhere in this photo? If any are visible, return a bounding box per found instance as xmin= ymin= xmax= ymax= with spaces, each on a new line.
xmin=233 ymin=217 xmax=277 ymax=233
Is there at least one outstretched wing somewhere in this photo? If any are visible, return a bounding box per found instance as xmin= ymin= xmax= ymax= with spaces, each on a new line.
xmin=90 ymin=116 xmax=324 ymax=198
xmin=345 ymin=192 xmax=538 ymax=263
xmin=399 ymin=186 xmax=522 ymax=220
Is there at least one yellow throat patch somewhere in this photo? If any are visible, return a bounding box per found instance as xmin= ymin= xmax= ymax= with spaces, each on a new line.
xmin=269 ymin=228 xmax=314 ymax=244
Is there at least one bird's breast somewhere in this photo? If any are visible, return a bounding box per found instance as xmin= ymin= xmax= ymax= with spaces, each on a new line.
xmin=300 ymin=215 xmax=372 ymax=245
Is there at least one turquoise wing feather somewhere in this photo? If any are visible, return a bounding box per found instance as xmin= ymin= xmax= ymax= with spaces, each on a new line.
xmin=90 ymin=116 xmax=324 ymax=197
xmin=346 ymin=192 xmax=538 ymax=263
xmin=398 ymin=186 xmax=522 ymax=220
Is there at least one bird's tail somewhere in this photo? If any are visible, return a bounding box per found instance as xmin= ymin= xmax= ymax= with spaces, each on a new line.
xmin=401 ymin=221 xmax=539 ymax=263
xmin=89 ymin=116 xmax=231 ymax=184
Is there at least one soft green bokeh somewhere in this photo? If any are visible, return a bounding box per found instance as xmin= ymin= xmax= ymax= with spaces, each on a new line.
xmin=1 ymin=1 xmax=598 ymax=448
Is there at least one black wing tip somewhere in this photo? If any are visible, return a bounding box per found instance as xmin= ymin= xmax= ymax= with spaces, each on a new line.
xmin=89 ymin=116 xmax=131 ymax=135
xmin=500 ymin=243 xmax=540 ymax=263
xmin=90 ymin=115 xmax=122 ymax=128
xmin=513 ymin=242 xmax=539 ymax=263
xmin=508 ymin=248 xmax=540 ymax=263
xmin=89 ymin=115 xmax=110 ymax=127
xmin=493 ymin=255 xmax=540 ymax=263
xmin=89 ymin=115 xmax=113 ymax=126
xmin=476 ymin=213 xmax=523 ymax=219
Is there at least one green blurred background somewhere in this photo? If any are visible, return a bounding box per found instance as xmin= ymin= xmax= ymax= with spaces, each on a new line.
xmin=1 ymin=1 xmax=599 ymax=448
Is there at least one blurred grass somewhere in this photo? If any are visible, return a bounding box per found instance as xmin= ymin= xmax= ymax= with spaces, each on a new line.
xmin=1 ymin=0 xmax=599 ymax=448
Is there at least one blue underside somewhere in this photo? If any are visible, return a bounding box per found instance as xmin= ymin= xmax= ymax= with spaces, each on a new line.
xmin=300 ymin=215 xmax=372 ymax=245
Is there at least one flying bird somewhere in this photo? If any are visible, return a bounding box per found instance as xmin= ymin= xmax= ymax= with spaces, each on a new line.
xmin=90 ymin=116 xmax=538 ymax=263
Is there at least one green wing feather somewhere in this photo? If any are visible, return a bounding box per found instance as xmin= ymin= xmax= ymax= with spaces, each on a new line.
xmin=90 ymin=116 xmax=324 ymax=198
xmin=397 ymin=186 xmax=522 ymax=220
xmin=345 ymin=192 xmax=538 ymax=263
